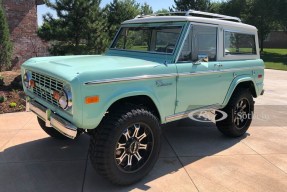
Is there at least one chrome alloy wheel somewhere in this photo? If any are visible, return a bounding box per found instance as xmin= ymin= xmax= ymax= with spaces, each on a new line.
xmin=233 ymin=98 xmax=250 ymax=129
xmin=115 ymin=123 xmax=154 ymax=173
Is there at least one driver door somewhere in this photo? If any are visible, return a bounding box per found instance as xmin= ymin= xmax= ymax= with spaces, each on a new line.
xmin=175 ymin=24 xmax=228 ymax=113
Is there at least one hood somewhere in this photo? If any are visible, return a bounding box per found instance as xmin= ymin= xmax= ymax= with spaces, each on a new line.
xmin=22 ymin=55 xmax=162 ymax=83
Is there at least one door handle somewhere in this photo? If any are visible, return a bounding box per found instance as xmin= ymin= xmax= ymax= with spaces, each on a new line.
xmin=214 ymin=64 xmax=223 ymax=67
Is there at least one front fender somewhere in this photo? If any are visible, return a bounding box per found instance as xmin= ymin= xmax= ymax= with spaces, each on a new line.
xmin=222 ymin=75 xmax=257 ymax=107
xmin=81 ymin=82 xmax=167 ymax=129
xmin=104 ymin=88 xmax=162 ymax=120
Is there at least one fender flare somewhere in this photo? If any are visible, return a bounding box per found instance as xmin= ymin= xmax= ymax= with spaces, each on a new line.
xmin=222 ymin=75 xmax=257 ymax=107
xmin=102 ymin=89 xmax=163 ymax=122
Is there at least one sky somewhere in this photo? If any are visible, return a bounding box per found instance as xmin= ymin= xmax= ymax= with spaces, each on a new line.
xmin=37 ymin=0 xmax=176 ymax=26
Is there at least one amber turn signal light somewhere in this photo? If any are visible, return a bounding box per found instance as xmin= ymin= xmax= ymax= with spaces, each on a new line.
xmin=53 ymin=91 xmax=60 ymax=100
xmin=85 ymin=96 xmax=100 ymax=104
xmin=29 ymin=80 xmax=35 ymax=88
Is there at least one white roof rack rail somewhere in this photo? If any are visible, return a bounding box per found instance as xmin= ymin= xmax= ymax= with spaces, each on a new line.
xmin=185 ymin=10 xmax=241 ymax=22
xmin=136 ymin=9 xmax=242 ymax=23
xmin=135 ymin=14 xmax=156 ymax=19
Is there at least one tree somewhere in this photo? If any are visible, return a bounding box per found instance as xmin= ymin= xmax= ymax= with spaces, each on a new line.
xmin=243 ymin=0 xmax=278 ymax=52
xmin=218 ymin=0 xmax=278 ymax=52
xmin=38 ymin=0 xmax=109 ymax=55
xmin=277 ymin=0 xmax=287 ymax=31
xmin=141 ymin=2 xmax=153 ymax=15
xmin=218 ymin=0 xmax=247 ymax=18
xmin=172 ymin=0 xmax=211 ymax=11
xmin=208 ymin=2 xmax=223 ymax=13
xmin=0 ymin=1 xmax=12 ymax=71
xmin=155 ymin=8 xmax=170 ymax=14
xmin=104 ymin=0 xmax=140 ymax=40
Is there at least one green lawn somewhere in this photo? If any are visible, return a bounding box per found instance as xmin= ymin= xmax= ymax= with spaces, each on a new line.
xmin=130 ymin=45 xmax=148 ymax=51
xmin=261 ymin=49 xmax=287 ymax=71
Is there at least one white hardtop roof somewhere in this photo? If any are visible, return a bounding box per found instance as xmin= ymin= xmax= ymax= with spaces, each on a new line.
xmin=123 ymin=16 xmax=257 ymax=32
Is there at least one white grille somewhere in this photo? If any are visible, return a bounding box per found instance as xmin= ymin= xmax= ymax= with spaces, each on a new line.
xmin=31 ymin=72 xmax=64 ymax=107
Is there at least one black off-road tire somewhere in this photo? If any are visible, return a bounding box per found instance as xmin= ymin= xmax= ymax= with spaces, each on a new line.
xmin=89 ymin=106 xmax=161 ymax=185
xmin=216 ymin=88 xmax=254 ymax=137
xmin=37 ymin=117 xmax=70 ymax=140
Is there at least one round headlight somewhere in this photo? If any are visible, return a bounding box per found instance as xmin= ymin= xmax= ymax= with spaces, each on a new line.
xmin=23 ymin=71 xmax=32 ymax=88
xmin=59 ymin=91 xmax=68 ymax=109
xmin=58 ymin=85 xmax=72 ymax=110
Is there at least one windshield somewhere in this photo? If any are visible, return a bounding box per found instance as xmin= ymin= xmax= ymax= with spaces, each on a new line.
xmin=111 ymin=26 xmax=182 ymax=54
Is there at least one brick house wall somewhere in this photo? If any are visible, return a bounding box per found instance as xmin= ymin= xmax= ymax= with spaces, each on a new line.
xmin=2 ymin=0 xmax=49 ymax=69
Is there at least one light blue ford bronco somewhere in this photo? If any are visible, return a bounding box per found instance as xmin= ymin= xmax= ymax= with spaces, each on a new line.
xmin=22 ymin=10 xmax=264 ymax=185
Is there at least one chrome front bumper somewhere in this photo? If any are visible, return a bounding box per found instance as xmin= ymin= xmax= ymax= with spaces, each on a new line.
xmin=26 ymin=99 xmax=77 ymax=139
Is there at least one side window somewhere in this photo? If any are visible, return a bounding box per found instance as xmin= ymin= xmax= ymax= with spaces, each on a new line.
xmin=178 ymin=25 xmax=217 ymax=62
xmin=224 ymin=31 xmax=256 ymax=55
xmin=178 ymin=28 xmax=192 ymax=61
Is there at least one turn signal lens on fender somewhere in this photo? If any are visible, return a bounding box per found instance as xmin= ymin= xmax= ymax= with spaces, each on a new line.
xmin=85 ymin=96 xmax=100 ymax=104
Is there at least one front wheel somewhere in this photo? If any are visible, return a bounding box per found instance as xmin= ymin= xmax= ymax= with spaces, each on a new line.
xmin=89 ymin=106 xmax=161 ymax=185
xmin=216 ymin=88 xmax=254 ymax=137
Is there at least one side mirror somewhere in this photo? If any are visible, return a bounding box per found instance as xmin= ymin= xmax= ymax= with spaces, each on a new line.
xmin=193 ymin=54 xmax=209 ymax=65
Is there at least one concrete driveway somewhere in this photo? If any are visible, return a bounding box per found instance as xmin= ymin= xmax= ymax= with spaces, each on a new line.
xmin=0 ymin=69 xmax=286 ymax=192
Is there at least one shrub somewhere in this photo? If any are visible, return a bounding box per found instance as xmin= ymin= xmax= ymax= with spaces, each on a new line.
xmin=9 ymin=102 xmax=17 ymax=108
xmin=11 ymin=75 xmax=22 ymax=88
xmin=18 ymin=104 xmax=25 ymax=110
xmin=0 ymin=4 xmax=13 ymax=71
xmin=0 ymin=75 xmax=4 ymax=86
xmin=0 ymin=94 xmax=7 ymax=103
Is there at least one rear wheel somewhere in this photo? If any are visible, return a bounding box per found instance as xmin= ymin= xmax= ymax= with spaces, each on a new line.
xmin=89 ymin=106 xmax=161 ymax=185
xmin=216 ymin=88 xmax=254 ymax=137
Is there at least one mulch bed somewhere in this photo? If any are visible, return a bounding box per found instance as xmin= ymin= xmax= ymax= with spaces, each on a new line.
xmin=0 ymin=71 xmax=26 ymax=114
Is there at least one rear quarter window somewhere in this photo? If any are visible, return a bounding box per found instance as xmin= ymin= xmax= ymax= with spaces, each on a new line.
xmin=224 ymin=31 xmax=256 ymax=55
